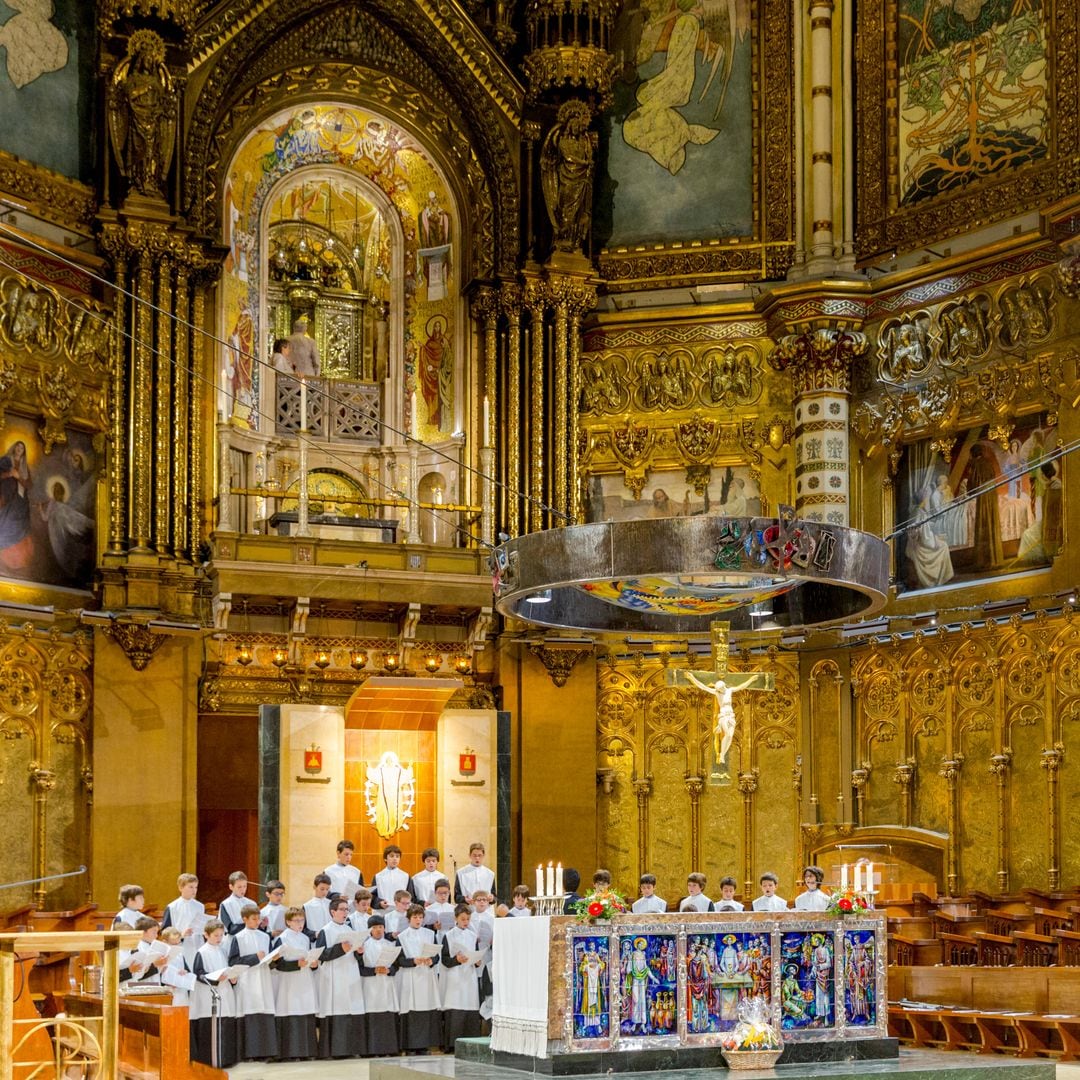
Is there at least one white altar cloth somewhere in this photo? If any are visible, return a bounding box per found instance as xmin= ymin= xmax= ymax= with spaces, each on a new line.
xmin=490 ymin=914 xmax=551 ymax=1057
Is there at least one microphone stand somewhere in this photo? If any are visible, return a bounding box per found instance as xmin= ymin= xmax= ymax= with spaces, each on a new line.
xmin=209 ymin=981 xmax=222 ymax=1069
xmin=0 ymin=866 xmax=87 ymax=890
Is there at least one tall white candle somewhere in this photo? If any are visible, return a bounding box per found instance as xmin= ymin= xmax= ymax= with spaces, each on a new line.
xmin=866 ymin=861 xmax=875 ymax=893
xmin=840 ymin=863 xmax=848 ymax=890
xmin=546 ymin=862 xmax=554 ymax=896
xmin=483 ymin=395 xmax=490 ymax=445
xmin=555 ymin=863 xmax=563 ymax=896
xmin=410 ymin=391 xmax=418 ymax=441
xmin=300 ymin=378 xmax=308 ymax=432
xmin=854 ymin=864 xmax=862 ymax=893
xmin=536 ymin=865 xmax=544 ymax=898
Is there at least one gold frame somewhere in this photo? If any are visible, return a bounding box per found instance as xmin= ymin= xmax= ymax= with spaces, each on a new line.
xmin=856 ymin=0 xmax=1079 ymax=263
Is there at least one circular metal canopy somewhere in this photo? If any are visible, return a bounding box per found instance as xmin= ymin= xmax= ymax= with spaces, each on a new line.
xmin=491 ymin=513 xmax=890 ymax=635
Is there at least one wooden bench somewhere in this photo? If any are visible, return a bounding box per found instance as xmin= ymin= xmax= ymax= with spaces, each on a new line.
xmin=1015 ymin=931 xmax=1057 ymax=967
xmin=1053 ymin=929 xmax=1080 ymax=965
xmin=932 ymin=911 xmax=985 ymax=939
xmin=984 ymin=909 xmax=1034 ymax=937
xmin=888 ymin=915 xmax=934 ymax=939
xmin=1033 ymin=907 xmax=1072 ymax=936
xmin=970 ymin=891 xmax=1033 ymax=916
xmin=940 ymin=931 xmax=978 ymax=966
xmin=975 ymin=930 xmax=1016 ymax=966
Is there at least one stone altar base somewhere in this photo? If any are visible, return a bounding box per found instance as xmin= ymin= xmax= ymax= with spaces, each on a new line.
xmin=455 ymin=1035 xmax=900 ymax=1075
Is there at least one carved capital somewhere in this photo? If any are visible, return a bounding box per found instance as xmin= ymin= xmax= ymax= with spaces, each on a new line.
xmin=29 ymin=764 xmax=56 ymax=792
xmin=939 ymin=758 xmax=963 ymax=782
xmin=632 ymin=776 xmax=653 ymax=802
xmin=470 ymin=286 xmax=500 ymax=324
xmin=683 ymin=775 xmax=703 ymax=800
xmin=1041 ymin=744 xmax=1065 ymax=773
xmin=989 ymin=751 xmax=1012 ymax=778
xmin=527 ymin=642 xmax=591 ymax=687
xmin=770 ymin=328 xmax=870 ymax=395
xmin=106 ymin=620 xmax=168 ymax=671
xmin=892 ymin=761 xmax=915 ymax=789
xmin=737 ymin=769 xmax=759 ymax=796
xmin=597 ymin=767 xmax=616 ymax=795
xmin=850 ymin=767 xmax=869 ymax=790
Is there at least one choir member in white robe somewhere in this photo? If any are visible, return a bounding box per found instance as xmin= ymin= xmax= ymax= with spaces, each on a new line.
xmin=270 ymin=909 xmax=319 ymax=1060
xmin=303 ymin=875 xmax=332 ymax=941
xmin=713 ymin=877 xmax=744 ymax=912
xmin=411 ymin=848 xmax=444 ymax=904
xmin=454 ymin=845 xmax=496 ymax=904
xmin=261 ymin=881 xmax=287 ymax=937
xmin=470 ymin=895 xmax=495 ymax=1021
xmin=324 ymin=840 xmax=363 ymax=908
xmin=159 ymin=928 xmax=194 ymax=1006
xmin=440 ymin=905 xmax=483 ymax=1050
xmin=632 ymin=875 xmax=667 ymax=914
xmin=398 ymin=905 xmax=442 ymax=1050
xmin=794 ymin=866 xmax=831 ymax=912
xmin=229 ymin=905 xmax=279 ymax=1061
xmin=113 ymin=884 xmax=145 ymax=929
xmin=751 ymin=873 xmax=789 ymax=912
xmin=374 ymin=845 xmax=414 ymax=909
xmin=161 ymin=874 xmax=206 ymax=969
xmin=678 ymin=874 xmax=714 ymax=912
xmin=119 ymin=917 xmax=169 ymax=985
xmin=423 ymin=879 xmax=456 ymax=943
xmin=218 ymin=871 xmax=251 ymax=936
xmin=348 ymin=889 xmax=374 ymax=935
xmin=385 ymin=892 xmax=412 ymax=940
xmin=314 ymin=898 xmax=367 ymax=1058
xmin=190 ymin=920 xmax=239 ymax=1069
xmin=359 ymin=916 xmax=401 ymax=1054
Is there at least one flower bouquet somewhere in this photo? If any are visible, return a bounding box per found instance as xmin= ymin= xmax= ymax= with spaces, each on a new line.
xmin=826 ymin=888 xmax=872 ymax=916
xmin=572 ymin=887 xmax=628 ymax=923
xmin=720 ymin=998 xmax=783 ymax=1069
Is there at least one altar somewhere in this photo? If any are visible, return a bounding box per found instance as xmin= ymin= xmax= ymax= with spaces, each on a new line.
xmin=487 ymin=912 xmax=890 ymax=1071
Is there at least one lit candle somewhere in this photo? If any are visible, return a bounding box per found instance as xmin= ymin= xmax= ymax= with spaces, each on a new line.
xmin=410 ymin=391 xmax=418 ymax=441
xmin=546 ymin=861 xmax=554 ymax=896
xmin=555 ymin=862 xmax=563 ymax=896
xmin=300 ymin=378 xmax=308 ymax=431
xmin=483 ymin=395 xmax=490 ymax=445
xmin=854 ymin=864 xmax=862 ymax=893
xmin=866 ymin=861 xmax=875 ymax=893
xmin=536 ymin=864 xmax=544 ymax=898
xmin=840 ymin=863 xmax=848 ymax=890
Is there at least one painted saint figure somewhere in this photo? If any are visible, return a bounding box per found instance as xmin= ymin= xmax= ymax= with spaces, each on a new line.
xmin=576 ymin=941 xmax=607 ymax=1034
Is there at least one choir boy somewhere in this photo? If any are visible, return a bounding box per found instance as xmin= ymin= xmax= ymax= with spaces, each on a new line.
xmin=229 ymin=904 xmax=279 ymax=1062
xmin=359 ymin=915 xmax=400 ymax=1054
xmin=714 ymin=876 xmax=744 ymax=912
xmin=424 ymin=879 xmax=456 ymax=941
xmin=349 ymin=888 xmax=374 ymax=934
xmin=441 ymin=904 xmax=483 ymax=1049
xmin=269 ymin=906 xmax=319 ymax=1060
xmin=632 ymin=874 xmax=667 ymax=914
xmin=113 ymin=884 xmax=145 ymax=929
xmin=751 ymin=871 xmax=789 ymax=912
xmin=119 ymin=916 xmax=169 ymax=985
xmin=374 ymin=844 xmax=413 ymax=910
xmin=398 ymin=903 xmax=442 ymax=1051
xmin=315 ymin=897 xmax=367 ymax=1058
xmin=412 ymin=848 xmax=444 ymax=904
xmin=159 ymin=927 xmax=193 ymax=1006
xmin=190 ymin=919 xmax=239 ymax=1068
xmin=507 ymin=885 xmax=532 ymax=916
xmin=470 ymin=893 xmax=495 ymax=1021
xmin=385 ymin=889 xmax=412 ymax=940
xmin=324 ymin=839 xmax=363 ymax=906
xmin=260 ymin=881 xmax=287 ymax=937
xmin=302 ymin=873 xmax=333 ymax=940
xmin=794 ymin=865 xmax=830 ymax=912
xmin=454 ymin=842 xmax=496 ymax=905
xmin=592 ymin=869 xmax=612 ymax=888
xmin=161 ymin=872 xmax=206 ymax=968
xmin=218 ymin=871 xmax=250 ymax=935
xmin=678 ymin=872 xmax=714 ymax=913
xmin=561 ymin=869 xmax=581 ymax=915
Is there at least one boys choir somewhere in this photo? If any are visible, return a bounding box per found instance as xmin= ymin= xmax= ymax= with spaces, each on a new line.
xmin=115 ymin=849 xmax=831 ymax=1068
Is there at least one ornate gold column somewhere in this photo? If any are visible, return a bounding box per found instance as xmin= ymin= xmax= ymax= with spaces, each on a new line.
xmin=633 ymin=776 xmax=652 ymax=881
xmin=567 ymin=285 xmax=589 ymax=524
xmin=104 ymin=249 xmax=128 ymax=554
xmin=1041 ymin=745 xmax=1064 ymax=890
xmin=524 ymin=277 xmax=546 ymax=533
xmin=501 ymin=283 xmax=523 ymax=536
xmin=551 ymin=279 xmax=570 ymax=522
xmin=892 ymin=760 xmax=915 ymax=829
xmin=154 ymin=245 xmax=174 ymax=555
xmin=738 ymin=770 xmax=759 ymax=897
xmin=989 ymin=751 xmax=1011 ymax=893
xmin=133 ymin=240 xmax=155 ymax=552
xmin=939 ymin=758 xmax=962 ymax=895
xmin=685 ymin=775 xmax=703 ymax=871
xmin=172 ymin=266 xmax=190 ymax=559
xmin=808 ymin=0 xmax=836 ymax=268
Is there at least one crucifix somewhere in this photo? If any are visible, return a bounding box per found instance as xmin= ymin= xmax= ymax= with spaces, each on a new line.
xmin=666 ymin=621 xmax=775 ymax=780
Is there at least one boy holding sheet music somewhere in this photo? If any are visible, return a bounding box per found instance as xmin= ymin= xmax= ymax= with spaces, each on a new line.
xmin=119 ymin=916 xmax=171 ymax=985
xmin=424 ymin=878 xmax=456 ymax=942
xmin=159 ymin=927 xmax=194 ymax=1005
xmin=314 ymin=897 xmax=367 ymax=1058
xmin=229 ymin=904 xmax=279 ymax=1061
xmin=441 ymin=903 xmax=484 ymax=1049
xmin=349 ymin=888 xmax=374 ymax=933
xmin=161 ymin=873 xmax=206 ymax=968
xmin=397 ymin=903 xmax=442 ymax=1051
xmin=190 ymin=919 xmax=240 ymax=1068
xmin=359 ymin=914 xmax=401 ymax=1054
xmin=218 ymin=871 xmax=250 ymax=935
xmin=269 ymin=906 xmax=320 ymax=1060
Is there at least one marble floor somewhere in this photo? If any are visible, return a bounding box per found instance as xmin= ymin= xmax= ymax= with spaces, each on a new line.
xmin=223 ymin=1054 xmax=1080 ymax=1079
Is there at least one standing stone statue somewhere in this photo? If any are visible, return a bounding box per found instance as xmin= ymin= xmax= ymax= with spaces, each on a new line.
xmin=540 ymin=100 xmax=597 ymax=255
xmin=107 ymin=29 xmax=177 ymax=199
xmin=287 ymin=316 xmax=321 ymax=379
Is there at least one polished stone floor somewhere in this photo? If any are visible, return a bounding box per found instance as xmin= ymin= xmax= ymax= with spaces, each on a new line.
xmin=223 ymin=1052 xmax=1079 ymax=1079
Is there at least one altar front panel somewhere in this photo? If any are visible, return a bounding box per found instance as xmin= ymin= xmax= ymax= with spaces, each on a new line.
xmin=492 ymin=913 xmax=885 ymax=1058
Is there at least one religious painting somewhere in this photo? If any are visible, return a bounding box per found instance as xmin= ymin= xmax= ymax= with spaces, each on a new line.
xmin=842 ymin=930 xmax=876 ymax=1028
xmin=602 ymin=0 xmax=753 ymax=249
xmin=686 ymin=931 xmax=771 ymax=1034
xmin=0 ymin=0 xmax=94 ymax=180
xmin=896 ymin=412 xmax=1059 ymax=593
xmin=0 ymin=416 xmax=96 ymax=591
xmin=572 ymin=935 xmax=612 ymax=1041
xmin=898 ymin=1 xmax=1049 ymax=207
xmin=618 ymin=933 xmax=678 ymax=1038
xmin=780 ymin=931 xmax=834 ymax=1030
xmin=585 ymin=466 xmax=761 ymax=524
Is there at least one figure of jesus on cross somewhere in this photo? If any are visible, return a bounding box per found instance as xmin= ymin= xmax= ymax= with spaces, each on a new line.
xmin=666 ymin=621 xmax=775 ymax=774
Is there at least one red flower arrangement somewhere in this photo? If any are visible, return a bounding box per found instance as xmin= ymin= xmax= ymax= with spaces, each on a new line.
xmin=826 ymin=888 xmax=870 ymax=916
xmin=573 ymin=888 xmax=628 ymax=923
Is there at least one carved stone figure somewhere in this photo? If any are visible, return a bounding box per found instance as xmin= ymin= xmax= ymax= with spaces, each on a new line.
xmin=706 ymin=348 xmax=753 ymax=406
xmin=287 ymin=316 xmax=321 ymax=379
xmin=540 ymin=100 xmax=597 ymax=254
xmin=642 ymin=354 xmax=688 ymax=409
xmin=879 ymin=319 xmax=929 ymax=383
xmin=107 ymin=30 xmax=177 ymax=199
xmin=940 ymin=298 xmax=988 ymax=366
xmin=1000 ymin=282 xmax=1051 ymax=347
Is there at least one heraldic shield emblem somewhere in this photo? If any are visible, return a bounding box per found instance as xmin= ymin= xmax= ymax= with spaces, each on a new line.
xmin=364 ymin=751 xmax=417 ymax=838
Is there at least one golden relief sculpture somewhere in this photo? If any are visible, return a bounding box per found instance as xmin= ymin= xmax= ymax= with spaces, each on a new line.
xmin=541 ymin=101 xmax=597 ymax=256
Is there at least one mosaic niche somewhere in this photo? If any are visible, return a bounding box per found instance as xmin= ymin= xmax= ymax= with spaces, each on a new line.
xmin=843 ymin=929 xmax=877 ymax=1027
xmin=619 ymin=933 xmax=678 ymax=1037
xmin=686 ymin=930 xmax=772 ymax=1034
xmin=572 ymin=935 xmax=612 ymax=1040
xmin=780 ymin=930 xmax=835 ymax=1030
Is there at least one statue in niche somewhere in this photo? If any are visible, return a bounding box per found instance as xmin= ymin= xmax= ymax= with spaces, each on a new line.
xmin=541 ymin=100 xmax=597 ymax=254
xmin=939 ymin=298 xmax=988 ymax=367
xmin=417 ymin=190 xmax=452 ymax=301
xmin=108 ymin=30 xmax=177 ymax=199
xmin=287 ymin=316 xmax=321 ymax=379
xmin=705 ymin=348 xmax=753 ymax=407
xmin=879 ymin=319 xmax=930 ymax=383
